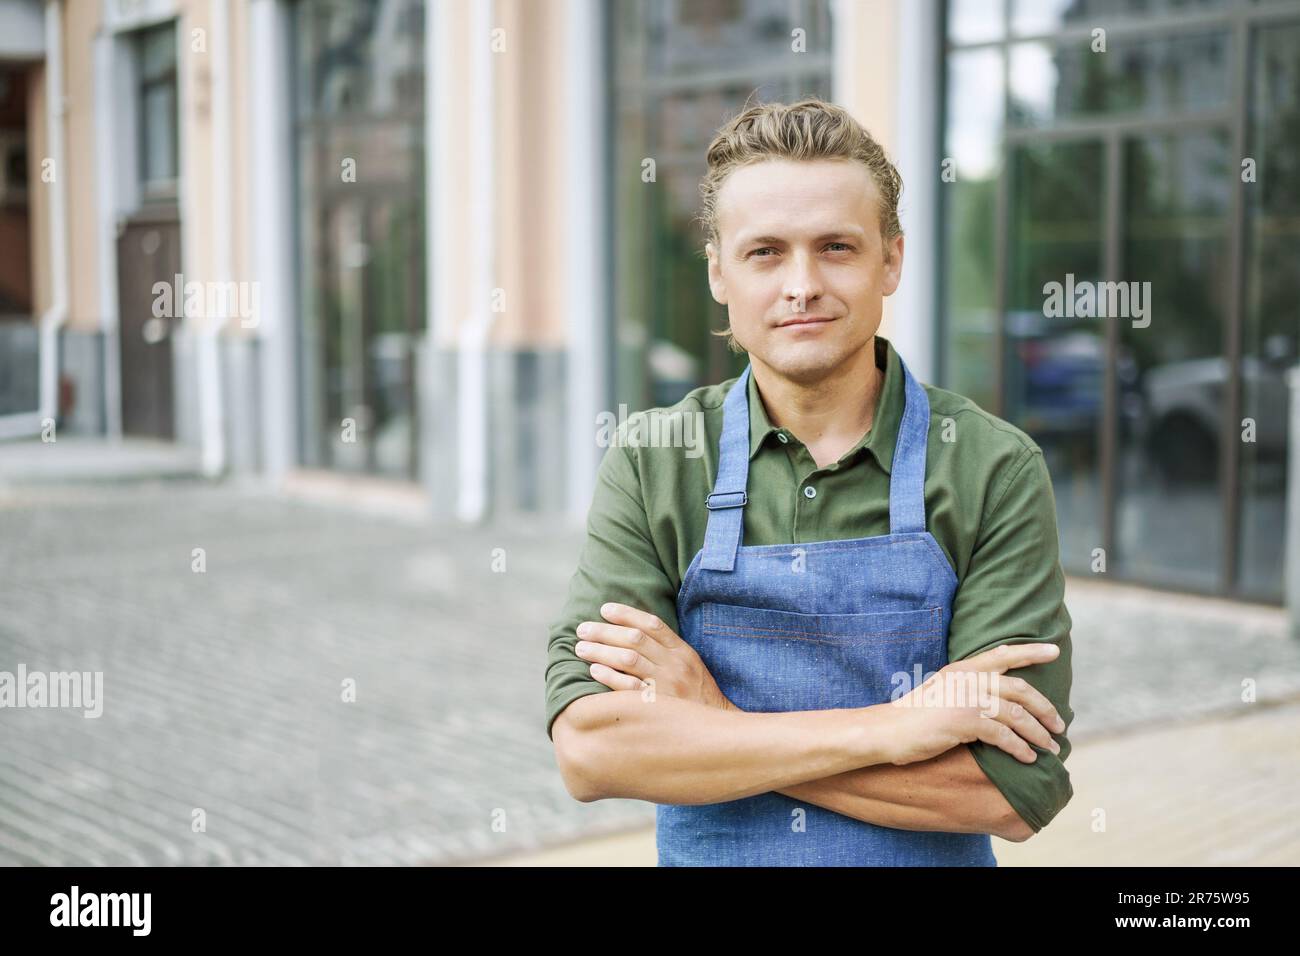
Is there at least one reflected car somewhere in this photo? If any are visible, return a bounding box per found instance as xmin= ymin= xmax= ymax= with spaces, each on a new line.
xmin=1143 ymin=344 xmax=1292 ymax=485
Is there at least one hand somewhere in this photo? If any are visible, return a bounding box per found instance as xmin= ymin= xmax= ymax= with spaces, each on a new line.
xmin=877 ymin=643 xmax=1066 ymax=767
xmin=574 ymin=602 xmax=738 ymax=712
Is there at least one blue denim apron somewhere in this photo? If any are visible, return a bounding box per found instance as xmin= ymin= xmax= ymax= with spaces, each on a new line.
xmin=656 ymin=355 xmax=997 ymax=866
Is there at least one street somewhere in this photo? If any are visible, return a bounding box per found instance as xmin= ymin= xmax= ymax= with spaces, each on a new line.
xmin=2 ymin=474 xmax=1298 ymax=865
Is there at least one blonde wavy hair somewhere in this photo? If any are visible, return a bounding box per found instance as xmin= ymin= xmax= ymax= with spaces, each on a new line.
xmin=697 ymin=95 xmax=904 ymax=352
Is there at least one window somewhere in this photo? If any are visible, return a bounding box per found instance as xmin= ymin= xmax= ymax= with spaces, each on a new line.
xmin=939 ymin=0 xmax=1300 ymax=601
xmin=136 ymin=22 xmax=179 ymax=201
xmin=291 ymin=0 xmax=426 ymax=480
xmin=609 ymin=0 xmax=835 ymax=411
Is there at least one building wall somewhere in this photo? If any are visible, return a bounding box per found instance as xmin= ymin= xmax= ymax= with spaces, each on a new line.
xmin=28 ymin=0 xmax=262 ymax=447
xmin=835 ymin=0 xmax=903 ymax=346
xmin=63 ymin=0 xmax=99 ymax=336
xmin=19 ymin=0 xmax=927 ymax=518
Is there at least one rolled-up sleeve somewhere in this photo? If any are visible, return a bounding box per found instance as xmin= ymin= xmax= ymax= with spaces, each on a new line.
xmin=947 ymin=445 xmax=1075 ymax=833
xmin=544 ymin=439 xmax=681 ymax=742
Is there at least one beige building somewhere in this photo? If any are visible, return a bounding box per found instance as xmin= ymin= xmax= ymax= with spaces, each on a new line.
xmin=0 ymin=0 xmax=933 ymax=501
xmin=1 ymin=0 xmax=1296 ymax=606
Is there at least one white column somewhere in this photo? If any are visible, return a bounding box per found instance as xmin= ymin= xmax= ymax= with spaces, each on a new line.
xmin=832 ymin=0 xmax=939 ymax=381
xmin=456 ymin=0 xmax=497 ymax=523
xmin=94 ymin=32 xmax=123 ymax=440
xmin=248 ymin=0 xmax=295 ymax=478
xmin=38 ymin=0 xmax=69 ymax=433
xmin=888 ymin=0 xmax=941 ymax=382
xmin=563 ymin=0 xmax=609 ymax=521
xmin=193 ymin=0 xmax=234 ymax=476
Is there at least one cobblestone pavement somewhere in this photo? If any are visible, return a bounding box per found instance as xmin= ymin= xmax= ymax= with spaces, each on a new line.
xmin=0 ymin=480 xmax=645 ymax=865
xmin=2 ymin=478 xmax=1298 ymax=865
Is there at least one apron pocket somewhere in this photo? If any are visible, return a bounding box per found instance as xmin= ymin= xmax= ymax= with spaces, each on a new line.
xmin=698 ymin=602 xmax=947 ymax=713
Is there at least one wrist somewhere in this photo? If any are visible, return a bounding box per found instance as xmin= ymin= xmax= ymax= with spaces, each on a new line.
xmin=849 ymin=703 xmax=897 ymax=767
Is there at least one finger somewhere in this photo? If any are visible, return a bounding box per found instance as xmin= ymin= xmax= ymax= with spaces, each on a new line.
xmin=955 ymin=642 xmax=1060 ymax=674
xmin=992 ymin=673 xmax=1067 ymax=736
xmin=588 ymin=662 xmax=646 ymax=692
xmin=978 ymin=686 xmax=1060 ymax=754
xmin=576 ymin=621 xmax=665 ymax=665
xmin=970 ymin=712 xmax=1038 ymax=764
xmin=915 ymin=671 xmax=1058 ymax=753
xmin=575 ymin=637 xmax=656 ymax=679
xmin=599 ymin=603 xmax=681 ymax=647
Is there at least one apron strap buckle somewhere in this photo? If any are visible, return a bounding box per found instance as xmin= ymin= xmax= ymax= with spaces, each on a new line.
xmin=705 ymin=491 xmax=747 ymax=510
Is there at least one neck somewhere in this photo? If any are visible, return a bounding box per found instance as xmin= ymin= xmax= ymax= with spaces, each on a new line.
xmin=751 ymin=341 xmax=882 ymax=469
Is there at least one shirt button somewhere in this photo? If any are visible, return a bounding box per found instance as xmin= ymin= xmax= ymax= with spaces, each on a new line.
xmin=777 ymin=432 xmax=789 ymax=444
xmin=803 ymin=485 xmax=817 ymax=499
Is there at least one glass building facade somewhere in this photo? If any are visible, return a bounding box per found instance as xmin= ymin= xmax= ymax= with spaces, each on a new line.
xmin=290 ymin=0 xmax=427 ymax=480
xmin=608 ymin=0 xmax=835 ymax=410
xmin=939 ymin=0 xmax=1300 ymax=602
xmin=254 ymin=0 xmax=1295 ymax=606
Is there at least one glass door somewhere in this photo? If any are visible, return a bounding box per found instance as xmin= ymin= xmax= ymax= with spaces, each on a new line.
xmin=1002 ymin=138 xmax=1107 ymax=575
xmin=946 ymin=0 xmax=1300 ymax=602
xmin=1113 ymin=128 xmax=1232 ymax=590
xmin=1002 ymin=124 xmax=1233 ymax=589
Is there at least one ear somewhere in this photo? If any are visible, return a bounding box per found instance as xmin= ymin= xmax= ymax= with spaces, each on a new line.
xmin=706 ymin=241 xmax=728 ymax=305
xmin=882 ymin=233 xmax=904 ymax=297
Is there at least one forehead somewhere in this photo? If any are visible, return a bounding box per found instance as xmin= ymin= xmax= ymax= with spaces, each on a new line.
xmin=715 ymin=158 xmax=880 ymax=242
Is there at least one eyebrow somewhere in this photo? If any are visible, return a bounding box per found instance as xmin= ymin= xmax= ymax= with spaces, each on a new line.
xmin=737 ymin=230 xmax=866 ymax=246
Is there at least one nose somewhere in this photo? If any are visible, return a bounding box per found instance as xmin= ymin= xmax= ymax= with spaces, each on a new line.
xmin=782 ymin=250 xmax=824 ymax=313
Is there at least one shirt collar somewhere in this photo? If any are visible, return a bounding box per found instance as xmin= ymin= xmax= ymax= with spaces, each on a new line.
xmin=746 ymin=334 xmax=903 ymax=474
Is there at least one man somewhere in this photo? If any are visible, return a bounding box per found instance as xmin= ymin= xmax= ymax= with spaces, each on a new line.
xmin=544 ymin=97 xmax=1074 ymax=866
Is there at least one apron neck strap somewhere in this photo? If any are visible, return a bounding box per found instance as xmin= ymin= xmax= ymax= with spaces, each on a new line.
xmin=699 ymin=353 xmax=931 ymax=572
xmin=889 ymin=356 xmax=930 ymax=535
xmin=700 ymin=364 xmax=752 ymax=572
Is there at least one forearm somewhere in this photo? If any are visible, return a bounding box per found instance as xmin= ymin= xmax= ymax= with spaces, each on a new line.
xmin=556 ymin=690 xmax=891 ymax=805
xmin=774 ymin=744 xmax=1030 ymax=840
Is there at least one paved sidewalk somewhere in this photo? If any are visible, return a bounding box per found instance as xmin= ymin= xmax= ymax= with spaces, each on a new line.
xmin=0 ymin=480 xmax=647 ymax=865
xmin=1 ymin=478 xmax=1297 ymax=865
xmin=0 ymin=437 xmax=203 ymax=486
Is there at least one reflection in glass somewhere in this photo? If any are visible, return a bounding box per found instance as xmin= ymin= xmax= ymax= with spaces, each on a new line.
xmin=940 ymin=48 xmax=1003 ymax=412
xmin=611 ymin=0 xmax=834 ymax=410
xmin=945 ymin=0 xmax=1299 ymax=602
xmin=137 ymin=22 xmax=178 ymax=197
xmin=948 ymin=0 xmax=1004 ymax=45
xmin=1009 ymin=32 xmax=1229 ymax=127
xmin=1011 ymin=0 xmax=1234 ymax=37
xmin=293 ymin=0 xmax=425 ymax=479
xmin=1003 ymin=140 xmax=1106 ymax=573
xmin=0 ymin=323 xmax=38 ymax=415
xmin=647 ymin=0 xmax=831 ymax=74
xmin=1115 ymin=129 xmax=1230 ymax=590
xmin=1239 ymin=21 xmax=1300 ymax=601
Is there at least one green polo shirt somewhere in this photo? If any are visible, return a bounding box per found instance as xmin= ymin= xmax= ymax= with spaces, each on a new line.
xmin=544 ymin=334 xmax=1074 ymax=833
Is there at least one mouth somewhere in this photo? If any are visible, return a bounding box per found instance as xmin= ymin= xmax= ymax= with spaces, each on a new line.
xmin=776 ymin=315 xmax=836 ymax=328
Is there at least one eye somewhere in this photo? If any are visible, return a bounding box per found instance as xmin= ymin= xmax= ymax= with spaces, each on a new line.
xmin=749 ymin=247 xmax=778 ymax=257
xmin=825 ymin=242 xmax=854 ymax=252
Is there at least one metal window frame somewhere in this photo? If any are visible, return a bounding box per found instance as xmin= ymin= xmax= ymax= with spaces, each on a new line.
xmin=939 ymin=0 xmax=1300 ymax=602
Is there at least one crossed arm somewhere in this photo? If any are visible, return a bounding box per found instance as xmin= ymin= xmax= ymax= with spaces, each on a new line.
xmin=555 ymin=698 xmax=1033 ymax=840
xmin=777 ymin=738 xmax=1034 ymax=840
xmin=554 ymin=608 xmax=1039 ymax=843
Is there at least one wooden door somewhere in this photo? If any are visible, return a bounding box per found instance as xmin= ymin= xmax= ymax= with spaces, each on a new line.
xmin=117 ymin=207 xmax=181 ymax=439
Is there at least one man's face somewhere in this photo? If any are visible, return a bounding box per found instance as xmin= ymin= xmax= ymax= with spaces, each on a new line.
xmin=706 ymin=158 xmax=903 ymax=384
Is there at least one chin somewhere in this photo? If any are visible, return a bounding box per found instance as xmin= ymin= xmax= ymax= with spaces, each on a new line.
xmin=751 ymin=338 xmax=865 ymax=384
